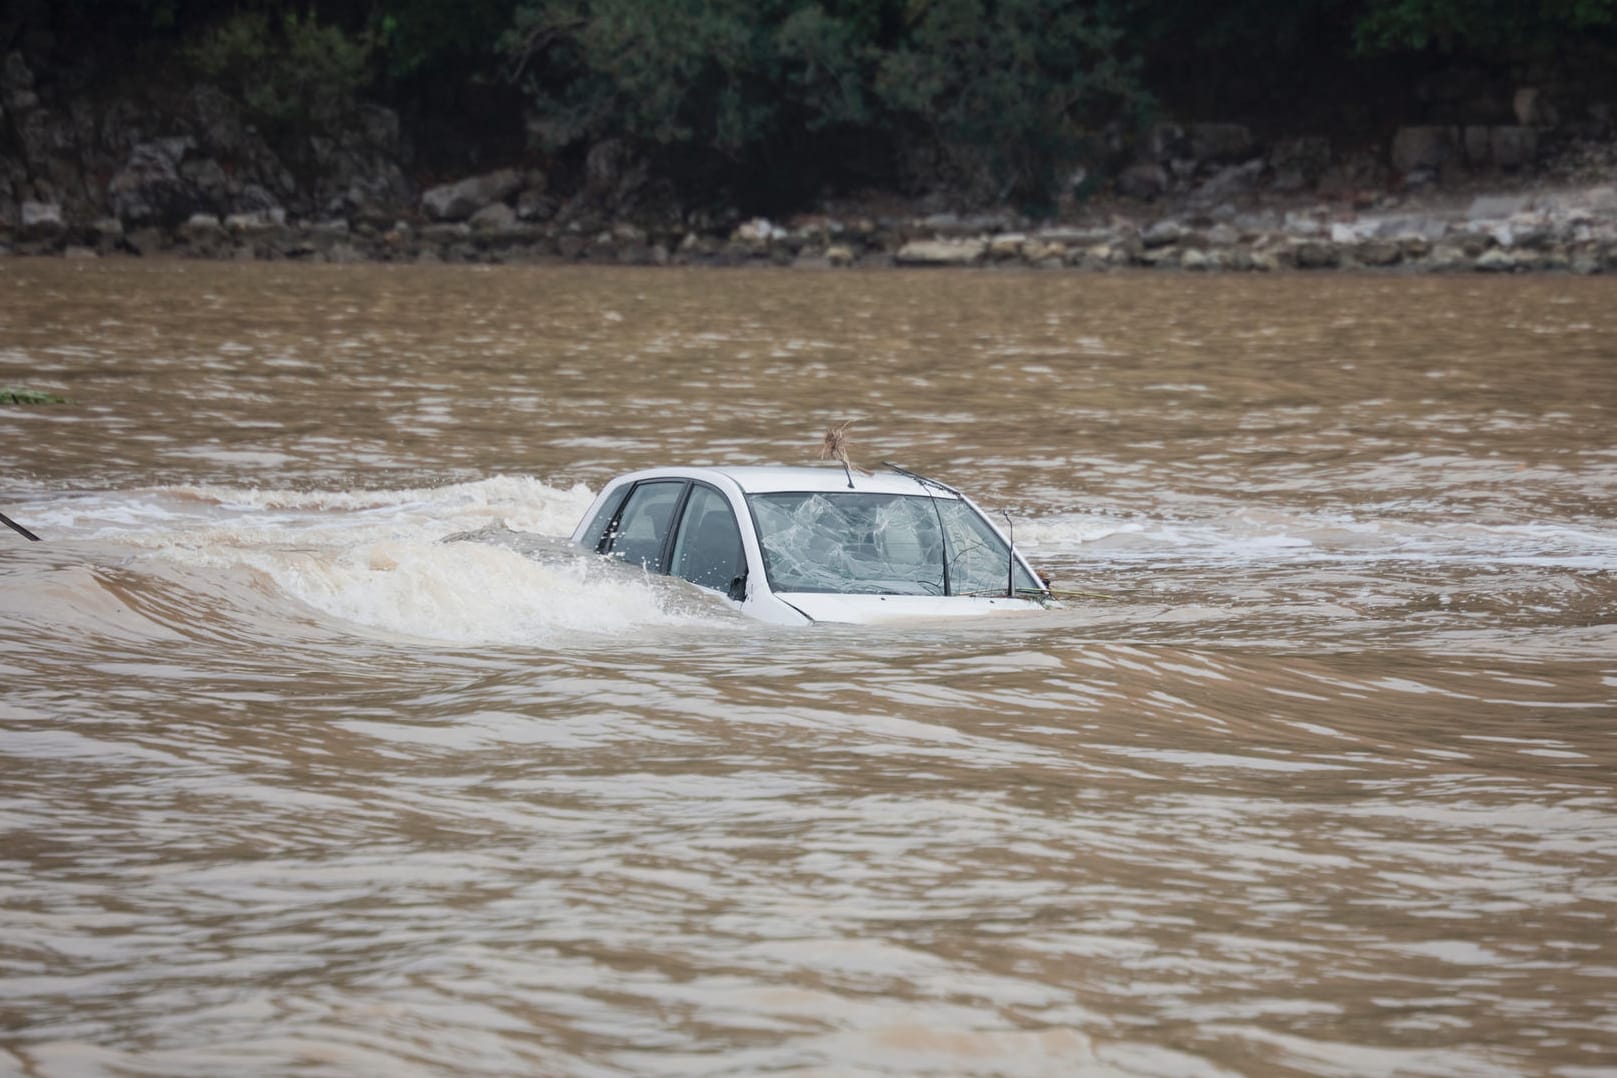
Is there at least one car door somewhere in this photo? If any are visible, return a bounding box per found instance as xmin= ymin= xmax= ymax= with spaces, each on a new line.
xmin=601 ymin=479 xmax=687 ymax=571
xmin=667 ymin=483 xmax=746 ymax=599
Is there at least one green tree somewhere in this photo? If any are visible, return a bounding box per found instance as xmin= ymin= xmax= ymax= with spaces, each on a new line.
xmin=1354 ymin=0 xmax=1617 ymax=51
xmin=188 ymin=10 xmax=376 ymax=130
xmin=875 ymin=0 xmax=1141 ymax=202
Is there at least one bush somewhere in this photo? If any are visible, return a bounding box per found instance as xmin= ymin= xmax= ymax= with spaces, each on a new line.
xmin=188 ymin=10 xmax=375 ymax=130
xmin=503 ymin=0 xmax=1144 ymax=210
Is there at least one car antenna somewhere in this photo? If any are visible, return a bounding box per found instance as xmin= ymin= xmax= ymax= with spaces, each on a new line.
xmin=818 ymin=420 xmax=865 ymax=489
xmin=1 ymin=509 xmax=41 ymax=542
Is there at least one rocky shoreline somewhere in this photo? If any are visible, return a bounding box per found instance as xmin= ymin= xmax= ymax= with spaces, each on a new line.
xmin=12 ymin=183 xmax=1617 ymax=275
xmin=6 ymin=48 xmax=1617 ymax=274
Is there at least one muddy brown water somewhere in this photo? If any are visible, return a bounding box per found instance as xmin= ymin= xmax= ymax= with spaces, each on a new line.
xmin=1 ymin=260 xmax=1615 ymax=1077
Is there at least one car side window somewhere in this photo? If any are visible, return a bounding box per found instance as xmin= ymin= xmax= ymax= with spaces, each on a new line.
xmin=605 ymin=480 xmax=686 ymax=571
xmin=581 ymin=486 xmax=629 ymax=551
xmin=669 ymin=485 xmax=744 ymax=594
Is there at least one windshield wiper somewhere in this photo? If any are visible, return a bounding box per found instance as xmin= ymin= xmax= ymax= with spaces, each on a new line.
xmin=881 ymin=461 xmax=956 ymax=595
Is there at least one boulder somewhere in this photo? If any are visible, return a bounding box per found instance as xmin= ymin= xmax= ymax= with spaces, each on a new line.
xmin=19 ymin=200 xmax=63 ymax=240
xmin=1142 ymin=219 xmax=1185 ymax=248
xmin=1269 ymin=137 xmax=1332 ymax=192
xmin=894 ymin=239 xmax=986 ymax=266
xmin=1461 ymin=126 xmax=1492 ymax=166
xmin=1475 ymin=248 xmax=1518 ymax=272
xmin=180 ymin=212 xmax=223 ymax=239
xmin=988 ymin=233 xmax=1026 ymax=260
xmin=469 ymin=202 xmax=519 ymax=233
xmin=1034 ymin=226 xmax=1112 ymax=248
xmin=1187 ymin=123 xmax=1255 ymax=163
xmin=1514 ymin=87 xmax=1554 ymax=127
xmin=1489 ymin=126 xmax=1539 ymax=169
xmin=2 ymin=52 xmax=37 ymax=113
xmin=1116 ymin=162 xmax=1168 ymax=200
xmin=108 ymin=138 xmax=206 ymax=227
xmin=1390 ymin=126 xmax=1454 ymax=175
xmin=1022 ymin=240 xmax=1065 ymax=264
xmin=516 ymin=184 xmax=555 ymax=221
xmin=1191 ymin=160 xmax=1263 ymax=204
xmin=1355 ymin=239 xmax=1403 ymax=267
xmin=1466 ymin=194 xmax=1531 ymax=221
xmin=1293 ymin=240 xmax=1341 ymax=269
xmin=421 ymin=168 xmax=522 ymax=222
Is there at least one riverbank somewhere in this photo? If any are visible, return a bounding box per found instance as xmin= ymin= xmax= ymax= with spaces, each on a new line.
xmin=12 ymin=178 xmax=1617 ymax=274
xmin=5 ymin=43 xmax=1617 ymax=274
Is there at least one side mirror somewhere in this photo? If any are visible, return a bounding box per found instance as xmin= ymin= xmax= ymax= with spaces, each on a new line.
xmin=727 ymin=573 xmax=747 ymax=602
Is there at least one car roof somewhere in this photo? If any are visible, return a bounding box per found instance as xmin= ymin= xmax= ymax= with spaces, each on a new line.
xmin=612 ymin=464 xmax=963 ymax=498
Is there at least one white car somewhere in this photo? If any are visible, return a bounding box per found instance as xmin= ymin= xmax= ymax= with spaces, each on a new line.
xmin=571 ymin=464 xmax=1049 ymax=625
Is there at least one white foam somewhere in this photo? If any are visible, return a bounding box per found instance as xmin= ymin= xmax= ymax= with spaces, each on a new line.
xmin=15 ymin=477 xmax=730 ymax=645
xmin=247 ymin=537 xmax=700 ymax=644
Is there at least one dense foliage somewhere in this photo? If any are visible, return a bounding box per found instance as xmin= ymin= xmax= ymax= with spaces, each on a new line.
xmin=5 ymin=0 xmax=1616 ymax=211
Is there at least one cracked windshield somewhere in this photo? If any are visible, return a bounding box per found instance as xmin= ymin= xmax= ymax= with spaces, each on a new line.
xmin=751 ymin=492 xmax=1039 ymax=596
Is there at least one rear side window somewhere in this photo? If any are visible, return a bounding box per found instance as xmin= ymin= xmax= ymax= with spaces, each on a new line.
xmin=669 ymin=485 xmax=744 ymax=593
xmin=606 ymin=480 xmax=686 ymax=571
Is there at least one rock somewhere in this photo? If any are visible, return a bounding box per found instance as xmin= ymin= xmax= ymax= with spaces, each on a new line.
xmin=1249 ymin=248 xmax=1282 ymax=272
xmin=1022 ymin=240 xmax=1066 ymax=265
xmin=63 ymin=245 xmax=98 ymax=259
xmin=124 ymin=227 xmax=166 ymax=255
xmin=19 ymin=200 xmax=63 ymax=240
xmin=894 ymin=239 xmax=986 ymax=266
xmin=516 ymin=187 xmax=555 ymax=221
xmin=1187 ymin=123 xmax=1255 ymax=163
xmin=109 ymin=138 xmax=205 ymax=227
xmin=1427 ymin=243 xmax=1472 ymax=271
xmin=1293 ymin=240 xmax=1341 ymax=269
xmin=1034 ymin=226 xmax=1111 ymax=248
xmin=181 ymin=212 xmax=223 ymax=238
xmin=1269 ymin=137 xmax=1332 ymax=191
xmin=1142 ymin=219 xmax=1185 ymax=248
xmin=224 ymin=208 xmax=286 ymax=235
xmin=1355 ymin=240 xmax=1403 ymax=266
xmin=1282 ymin=209 xmax=1327 ymax=237
xmin=826 ymin=243 xmax=856 ymax=267
xmin=230 ymin=184 xmax=283 ymax=216
xmin=1514 ymin=87 xmax=1555 ymax=127
xmin=420 ymin=221 xmax=471 ymax=244
xmin=326 ymin=241 xmax=366 ymax=263
xmin=1317 ymin=150 xmax=1388 ymax=199
xmin=469 ymin=202 xmax=519 ymax=233
xmin=2 ymin=52 xmax=38 ymax=113
xmin=1180 ymin=247 xmax=1211 ymax=270
xmin=1461 ymin=125 xmax=1492 ymax=166
xmin=734 ymin=217 xmax=784 ymax=245
xmin=1390 ymin=126 xmax=1455 ymax=175
xmin=1117 ymin=162 xmax=1169 ymax=200
xmin=1490 ymin=126 xmax=1539 ymax=169
xmin=420 ymin=168 xmax=522 ymax=222
xmin=1191 ymin=160 xmax=1264 ymax=204
xmin=1467 ymin=194 xmax=1531 ymax=221
xmin=1475 ymin=248 xmax=1517 ymax=272
xmin=91 ymin=217 xmax=123 ymax=242
xmin=988 ymin=233 xmax=1026 ymax=260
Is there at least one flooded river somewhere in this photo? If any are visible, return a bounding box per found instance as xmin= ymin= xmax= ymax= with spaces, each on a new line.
xmin=2 ymin=260 xmax=1615 ymax=1077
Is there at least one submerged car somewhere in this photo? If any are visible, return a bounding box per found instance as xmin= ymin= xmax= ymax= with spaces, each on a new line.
xmin=571 ymin=464 xmax=1049 ymax=624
